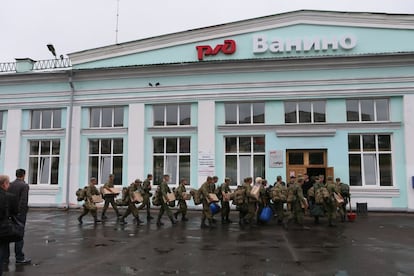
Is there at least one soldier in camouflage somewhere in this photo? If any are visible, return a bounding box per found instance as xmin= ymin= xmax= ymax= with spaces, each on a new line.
xmin=174 ymin=178 xmax=189 ymax=222
xmin=336 ymin=177 xmax=350 ymax=222
xmin=218 ymin=177 xmax=232 ymax=224
xmin=78 ymin=177 xmax=101 ymax=224
xmin=286 ymin=176 xmax=309 ymax=230
xmin=156 ymin=174 xmax=177 ymax=227
xmin=200 ymin=176 xmax=215 ymax=228
xmin=119 ymin=179 xmax=144 ymax=225
xmin=138 ymin=174 xmax=153 ymax=221
xmin=101 ymin=174 xmax=121 ymax=221
xmin=325 ymin=176 xmax=339 ymax=227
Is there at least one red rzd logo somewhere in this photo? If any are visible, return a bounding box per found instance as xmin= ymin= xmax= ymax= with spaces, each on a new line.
xmin=196 ymin=40 xmax=236 ymax=61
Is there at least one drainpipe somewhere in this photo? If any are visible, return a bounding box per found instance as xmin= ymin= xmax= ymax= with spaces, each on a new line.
xmin=65 ymin=70 xmax=75 ymax=209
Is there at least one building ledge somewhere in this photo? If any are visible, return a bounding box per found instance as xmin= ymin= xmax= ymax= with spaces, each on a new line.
xmin=147 ymin=126 xmax=197 ymax=133
xmin=350 ymin=187 xmax=400 ymax=197
xmin=21 ymin=128 xmax=66 ymax=136
xmin=29 ymin=185 xmax=60 ymax=195
xmin=81 ymin=127 xmax=128 ymax=135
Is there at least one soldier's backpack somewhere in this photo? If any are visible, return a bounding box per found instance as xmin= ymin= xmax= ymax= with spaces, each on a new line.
xmin=340 ymin=183 xmax=350 ymax=197
xmin=314 ymin=184 xmax=329 ymax=204
xmin=271 ymin=185 xmax=287 ymax=202
xmin=76 ymin=187 xmax=87 ymax=201
xmin=232 ymin=187 xmax=246 ymax=206
xmin=151 ymin=186 xmax=162 ymax=206
xmin=116 ymin=187 xmax=129 ymax=206
xmin=190 ymin=189 xmax=202 ymax=205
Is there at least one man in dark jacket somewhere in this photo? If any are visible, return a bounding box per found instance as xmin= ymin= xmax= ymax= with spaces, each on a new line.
xmin=5 ymin=169 xmax=31 ymax=265
xmin=0 ymin=174 xmax=19 ymax=275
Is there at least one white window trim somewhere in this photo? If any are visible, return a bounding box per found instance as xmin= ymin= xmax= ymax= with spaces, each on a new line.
xmin=152 ymin=137 xmax=191 ymax=186
xmin=28 ymin=139 xmax=60 ymax=185
xmin=31 ymin=109 xmax=62 ymax=130
xmin=224 ymin=136 xmax=266 ymax=185
xmin=348 ymin=134 xmax=393 ymax=187
xmin=89 ymin=106 xmax=124 ymax=128
xmin=225 ymin=102 xmax=265 ymax=125
xmin=347 ymin=98 xmax=390 ymax=122
xmin=285 ymin=101 xmax=326 ymax=124
xmin=153 ymin=104 xmax=191 ymax=127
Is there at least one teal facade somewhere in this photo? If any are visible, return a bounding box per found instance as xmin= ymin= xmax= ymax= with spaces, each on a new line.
xmin=0 ymin=10 xmax=413 ymax=210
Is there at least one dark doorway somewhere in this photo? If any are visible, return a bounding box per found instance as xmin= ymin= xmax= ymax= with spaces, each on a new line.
xmin=307 ymin=168 xmax=326 ymax=182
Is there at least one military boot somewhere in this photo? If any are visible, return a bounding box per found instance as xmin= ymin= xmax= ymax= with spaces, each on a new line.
xmin=170 ymin=217 xmax=178 ymax=225
xmin=200 ymin=218 xmax=208 ymax=228
xmin=208 ymin=219 xmax=216 ymax=229
xmin=181 ymin=215 xmax=188 ymax=222
xmin=77 ymin=215 xmax=83 ymax=225
xmin=93 ymin=216 xmax=101 ymax=224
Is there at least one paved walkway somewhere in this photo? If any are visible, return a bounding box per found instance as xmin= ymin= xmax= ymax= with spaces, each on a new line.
xmin=3 ymin=208 xmax=414 ymax=275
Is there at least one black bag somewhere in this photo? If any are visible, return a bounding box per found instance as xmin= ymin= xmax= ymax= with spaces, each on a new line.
xmin=0 ymin=203 xmax=24 ymax=242
xmin=168 ymin=201 xmax=175 ymax=207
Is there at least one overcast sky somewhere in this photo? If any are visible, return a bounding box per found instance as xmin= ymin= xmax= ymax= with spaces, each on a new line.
xmin=1 ymin=0 xmax=413 ymax=62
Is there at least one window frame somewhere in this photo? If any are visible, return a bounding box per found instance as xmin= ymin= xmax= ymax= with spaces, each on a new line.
xmin=346 ymin=98 xmax=390 ymax=122
xmin=348 ymin=134 xmax=393 ymax=187
xmin=30 ymin=109 xmax=62 ymax=129
xmin=224 ymin=136 xmax=266 ymax=186
xmin=89 ymin=106 xmax=124 ymax=128
xmin=224 ymin=102 xmax=265 ymax=125
xmin=152 ymin=104 xmax=191 ymax=127
xmin=152 ymin=137 xmax=191 ymax=186
xmin=28 ymin=139 xmax=60 ymax=185
xmin=284 ymin=100 xmax=326 ymax=124
xmin=88 ymin=138 xmax=124 ymax=185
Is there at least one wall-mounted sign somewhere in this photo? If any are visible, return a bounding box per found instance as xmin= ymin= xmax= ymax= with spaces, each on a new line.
xmin=269 ymin=150 xmax=283 ymax=168
xmin=196 ymin=39 xmax=236 ymax=61
xmin=253 ymin=34 xmax=357 ymax=54
xmin=198 ymin=151 xmax=215 ymax=176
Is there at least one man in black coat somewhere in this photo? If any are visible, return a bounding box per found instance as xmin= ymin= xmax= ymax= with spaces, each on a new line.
xmin=0 ymin=174 xmax=19 ymax=275
xmin=5 ymin=169 xmax=31 ymax=265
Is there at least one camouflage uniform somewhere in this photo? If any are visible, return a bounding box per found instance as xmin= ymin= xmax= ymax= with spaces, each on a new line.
xmin=78 ymin=178 xmax=101 ymax=224
xmin=174 ymin=180 xmax=188 ymax=221
xmin=218 ymin=178 xmax=232 ymax=224
xmin=101 ymin=174 xmax=121 ymax=220
xmin=336 ymin=178 xmax=350 ymax=222
xmin=272 ymin=182 xmax=287 ymax=224
xmin=156 ymin=176 xmax=177 ymax=226
xmin=286 ymin=178 xmax=308 ymax=229
xmin=257 ymin=180 xmax=270 ymax=225
xmin=199 ymin=177 xmax=214 ymax=228
xmin=119 ymin=180 xmax=143 ymax=225
xmin=137 ymin=175 xmax=153 ymax=220
xmin=325 ymin=177 xmax=339 ymax=226
xmin=308 ymin=178 xmax=326 ymax=224
xmin=241 ymin=177 xmax=256 ymax=225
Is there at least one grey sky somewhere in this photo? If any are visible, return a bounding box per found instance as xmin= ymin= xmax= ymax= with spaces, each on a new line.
xmin=1 ymin=0 xmax=413 ymax=62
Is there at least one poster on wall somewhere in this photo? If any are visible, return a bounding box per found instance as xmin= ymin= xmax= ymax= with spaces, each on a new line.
xmin=198 ymin=151 xmax=215 ymax=176
xmin=269 ymin=150 xmax=283 ymax=168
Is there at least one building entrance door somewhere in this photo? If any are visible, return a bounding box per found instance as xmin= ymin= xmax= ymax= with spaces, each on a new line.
xmin=286 ymin=149 xmax=333 ymax=181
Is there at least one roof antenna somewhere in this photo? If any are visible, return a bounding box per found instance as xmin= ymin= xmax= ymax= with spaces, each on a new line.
xmin=115 ymin=0 xmax=120 ymax=44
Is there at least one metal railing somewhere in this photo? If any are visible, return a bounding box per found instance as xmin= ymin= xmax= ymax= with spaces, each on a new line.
xmin=0 ymin=58 xmax=72 ymax=73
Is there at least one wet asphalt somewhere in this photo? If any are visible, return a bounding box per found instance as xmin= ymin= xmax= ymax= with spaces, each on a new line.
xmin=2 ymin=208 xmax=414 ymax=276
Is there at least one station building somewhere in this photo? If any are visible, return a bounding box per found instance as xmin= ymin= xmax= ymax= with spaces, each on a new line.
xmin=1 ymin=10 xmax=414 ymax=211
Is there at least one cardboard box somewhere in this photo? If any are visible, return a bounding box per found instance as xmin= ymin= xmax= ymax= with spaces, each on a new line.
xmin=250 ymin=184 xmax=261 ymax=200
xmin=92 ymin=195 xmax=103 ymax=203
xmin=164 ymin=192 xmax=176 ymax=203
xmin=132 ymin=191 xmax=143 ymax=203
xmin=182 ymin=192 xmax=192 ymax=200
xmin=207 ymin=193 xmax=219 ymax=203
xmin=101 ymin=187 xmax=121 ymax=195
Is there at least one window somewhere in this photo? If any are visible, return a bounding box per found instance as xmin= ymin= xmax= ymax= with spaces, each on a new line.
xmin=225 ymin=136 xmax=265 ymax=186
xmin=31 ymin=109 xmax=61 ymax=129
xmin=90 ymin=106 xmax=124 ymax=128
xmin=284 ymin=101 xmax=326 ymax=124
xmin=348 ymin=134 xmax=392 ymax=186
xmin=28 ymin=140 xmax=60 ymax=185
xmin=153 ymin=137 xmax=190 ymax=185
xmin=153 ymin=104 xmax=191 ymax=126
xmin=225 ymin=102 xmax=264 ymax=124
xmin=346 ymin=99 xmax=389 ymax=122
xmin=88 ymin=138 xmax=123 ymax=185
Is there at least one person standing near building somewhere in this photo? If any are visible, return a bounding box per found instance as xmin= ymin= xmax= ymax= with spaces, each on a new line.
xmin=0 ymin=175 xmax=19 ymax=275
xmin=119 ymin=179 xmax=143 ymax=225
xmin=308 ymin=176 xmax=326 ymax=225
xmin=286 ymin=176 xmax=309 ymax=230
xmin=325 ymin=176 xmax=339 ymax=227
xmin=138 ymin=174 xmax=153 ymax=221
xmin=5 ymin=169 xmax=31 ymax=265
xmin=156 ymin=174 xmax=177 ymax=227
xmin=101 ymin=174 xmax=121 ymax=221
xmin=302 ymin=173 xmax=313 ymax=199
xmin=218 ymin=177 xmax=232 ymax=224
xmin=336 ymin=177 xmax=350 ymax=222
xmin=78 ymin=177 xmax=101 ymax=224
xmin=174 ymin=178 xmax=188 ymax=222
xmin=199 ymin=176 xmax=215 ymax=228
xmin=242 ymin=177 xmax=256 ymax=225
xmin=271 ymin=177 xmax=288 ymax=225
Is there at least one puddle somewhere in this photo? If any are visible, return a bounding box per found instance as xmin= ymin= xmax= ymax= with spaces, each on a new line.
xmin=154 ymin=247 xmax=175 ymax=254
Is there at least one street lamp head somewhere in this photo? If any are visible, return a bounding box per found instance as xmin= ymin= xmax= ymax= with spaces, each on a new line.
xmin=47 ymin=44 xmax=57 ymax=58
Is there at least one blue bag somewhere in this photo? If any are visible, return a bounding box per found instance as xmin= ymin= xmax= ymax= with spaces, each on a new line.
xmin=259 ymin=206 xmax=273 ymax=222
xmin=209 ymin=202 xmax=221 ymax=215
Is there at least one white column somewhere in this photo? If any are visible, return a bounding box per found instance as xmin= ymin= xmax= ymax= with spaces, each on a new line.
xmin=404 ymin=95 xmax=414 ymax=211
xmin=4 ymin=109 xmax=22 ymax=176
xmin=127 ymin=103 xmax=145 ymax=182
xmin=197 ymin=100 xmax=216 ymax=187
xmin=67 ymin=106 xmax=82 ymax=207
